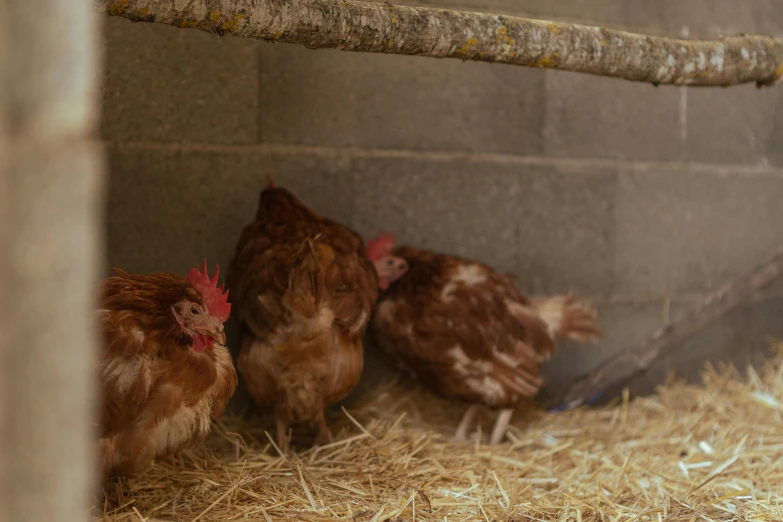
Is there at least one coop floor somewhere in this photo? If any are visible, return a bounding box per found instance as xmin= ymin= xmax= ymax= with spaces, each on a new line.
xmin=97 ymin=352 xmax=783 ymax=522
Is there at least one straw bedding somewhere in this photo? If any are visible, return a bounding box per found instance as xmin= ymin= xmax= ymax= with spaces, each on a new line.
xmin=97 ymin=348 xmax=783 ymax=521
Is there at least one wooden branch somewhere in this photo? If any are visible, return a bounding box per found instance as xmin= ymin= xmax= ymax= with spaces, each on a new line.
xmin=2 ymin=0 xmax=103 ymax=520
xmin=559 ymin=249 xmax=783 ymax=411
xmin=97 ymin=0 xmax=783 ymax=87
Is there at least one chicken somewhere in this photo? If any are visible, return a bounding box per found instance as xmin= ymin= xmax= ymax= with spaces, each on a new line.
xmin=368 ymin=234 xmax=601 ymax=444
xmin=99 ymin=261 xmax=237 ymax=478
xmin=228 ymin=179 xmax=379 ymax=448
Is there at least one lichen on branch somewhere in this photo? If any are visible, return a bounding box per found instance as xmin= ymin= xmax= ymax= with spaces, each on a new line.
xmin=97 ymin=0 xmax=783 ymax=87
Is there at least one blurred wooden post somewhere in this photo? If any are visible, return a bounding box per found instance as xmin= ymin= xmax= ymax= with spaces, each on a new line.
xmin=0 ymin=0 xmax=103 ymax=521
xmin=0 ymin=0 xmax=8 ymax=514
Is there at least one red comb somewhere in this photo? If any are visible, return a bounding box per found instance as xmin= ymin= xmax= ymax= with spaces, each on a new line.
xmin=265 ymin=174 xmax=274 ymax=189
xmin=186 ymin=260 xmax=231 ymax=322
xmin=367 ymin=233 xmax=396 ymax=261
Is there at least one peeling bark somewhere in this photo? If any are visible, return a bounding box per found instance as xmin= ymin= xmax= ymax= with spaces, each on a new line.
xmin=559 ymin=250 xmax=783 ymax=411
xmin=97 ymin=0 xmax=783 ymax=87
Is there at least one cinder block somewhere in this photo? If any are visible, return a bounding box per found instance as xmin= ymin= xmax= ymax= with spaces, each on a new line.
xmin=516 ymin=162 xmax=618 ymax=296
xmin=544 ymin=71 xmax=685 ymax=162
xmin=619 ymin=1 xmax=755 ymax=38
xmin=614 ymin=164 xmax=783 ymax=294
xmin=347 ymin=156 xmax=523 ymax=275
xmin=106 ymin=146 xmax=181 ymax=274
xmin=259 ymin=43 xmax=545 ymax=155
xmin=750 ymin=0 xmax=783 ymax=36
xmin=101 ymin=17 xmax=260 ymax=144
xmin=766 ymin=96 xmax=783 ymax=167
xmin=687 ymin=83 xmax=780 ymax=165
xmin=105 ymin=146 xmax=354 ymax=278
xmin=620 ymin=0 xmax=783 ymax=38
xmin=674 ymin=296 xmax=783 ymax=382
xmin=241 ymin=151 xmax=357 ymax=227
xmin=106 ymin=145 xmax=251 ymax=275
xmin=346 ymin=156 xmax=616 ymax=295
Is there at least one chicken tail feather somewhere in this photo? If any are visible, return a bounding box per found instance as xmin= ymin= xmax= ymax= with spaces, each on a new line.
xmin=532 ymin=295 xmax=602 ymax=343
xmin=281 ymin=235 xmax=335 ymax=319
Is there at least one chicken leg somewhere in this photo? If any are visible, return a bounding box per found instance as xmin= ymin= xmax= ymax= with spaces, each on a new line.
xmin=455 ymin=404 xmax=480 ymax=441
xmin=275 ymin=416 xmax=288 ymax=451
xmin=489 ymin=408 xmax=513 ymax=445
xmin=313 ymin=408 xmax=333 ymax=446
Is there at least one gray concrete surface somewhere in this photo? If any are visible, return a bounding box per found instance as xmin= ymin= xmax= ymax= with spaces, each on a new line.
xmin=100 ymin=2 xmax=783 ymax=411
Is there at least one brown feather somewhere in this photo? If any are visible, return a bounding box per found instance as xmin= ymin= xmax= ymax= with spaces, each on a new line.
xmin=229 ymin=186 xmax=378 ymax=446
xmin=98 ymin=271 xmax=238 ymax=478
xmin=371 ymin=246 xmax=601 ymax=410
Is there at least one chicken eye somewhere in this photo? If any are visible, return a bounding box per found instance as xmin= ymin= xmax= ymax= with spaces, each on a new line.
xmin=386 ymin=259 xmax=396 ymax=266
xmin=190 ymin=306 xmax=200 ymax=315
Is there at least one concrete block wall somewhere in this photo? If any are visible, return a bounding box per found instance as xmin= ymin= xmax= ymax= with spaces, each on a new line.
xmin=101 ymin=1 xmax=783 ymax=408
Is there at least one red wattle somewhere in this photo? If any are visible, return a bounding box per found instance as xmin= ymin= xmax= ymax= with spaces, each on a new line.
xmin=192 ymin=334 xmax=208 ymax=353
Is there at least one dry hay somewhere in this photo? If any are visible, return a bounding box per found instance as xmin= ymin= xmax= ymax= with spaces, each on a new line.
xmin=97 ymin=350 xmax=783 ymax=521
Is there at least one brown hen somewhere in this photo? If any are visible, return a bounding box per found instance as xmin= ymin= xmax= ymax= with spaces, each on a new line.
xmin=228 ymin=180 xmax=379 ymax=448
xmin=368 ymin=235 xmax=601 ymax=444
xmin=99 ymin=261 xmax=237 ymax=478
